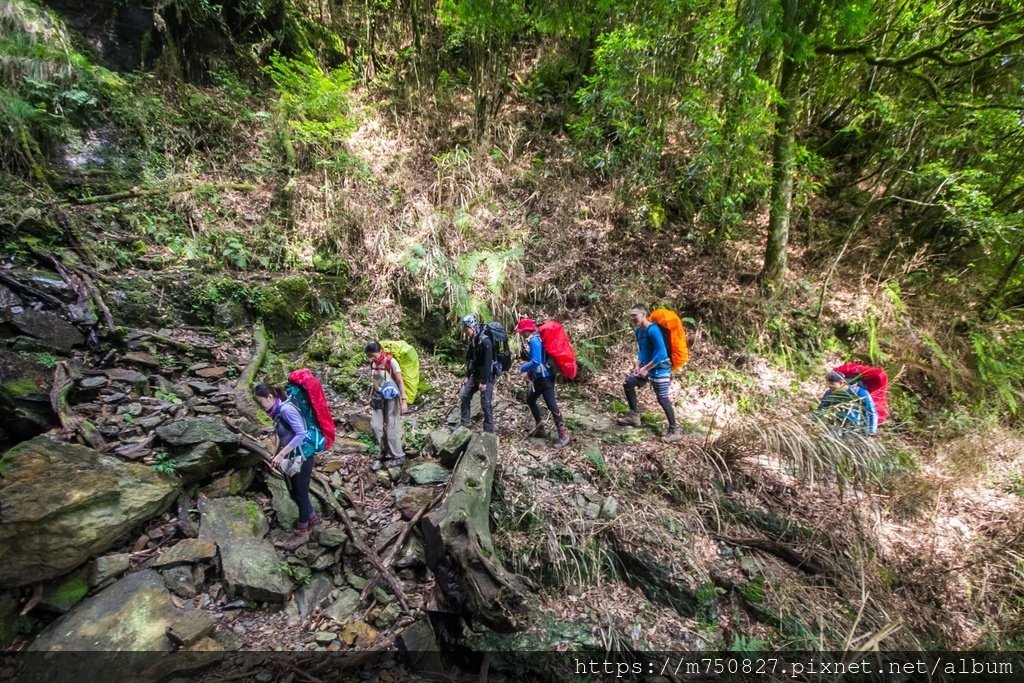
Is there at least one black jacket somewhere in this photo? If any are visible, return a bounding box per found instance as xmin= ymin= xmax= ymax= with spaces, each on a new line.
xmin=465 ymin=329 xmax=494 ymax=383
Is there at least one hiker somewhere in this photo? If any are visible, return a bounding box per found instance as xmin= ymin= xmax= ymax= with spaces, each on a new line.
xmin=515 ymin=317 xmax=570 ymax=448
xmin=459 ymin=313 xmax=495 ymax=434
xmin=816 ymin=370 xmax=878 ymax=436
xmin=365 ymin=340 xmax=408 ymax=468
xmin=253 ymin=382 xmax=320 ymax=550
xmin=616 ymin=304 xmax=683 ymax=443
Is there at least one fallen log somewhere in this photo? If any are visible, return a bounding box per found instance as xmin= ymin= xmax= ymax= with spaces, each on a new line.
xmin=52 ymin=204 xmax=98 ymax=268
xmin=70 ymin=181 xmax=257 ymax=205
xmin=234 ymin=320 xmax=268 ymax=422
xmin=421 ymin=433 xmax=529 ymax=633
xmin=47 ymin=254 xmax=115 ymax=334
xmin=79 ymin=269 xmax=115 ymax=333
xmin=49 ymin=361 xmax=107 ymax=451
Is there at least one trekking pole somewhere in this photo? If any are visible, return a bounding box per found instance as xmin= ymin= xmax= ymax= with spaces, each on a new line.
xmin=382 ymin=395 xmax=388 ymax=457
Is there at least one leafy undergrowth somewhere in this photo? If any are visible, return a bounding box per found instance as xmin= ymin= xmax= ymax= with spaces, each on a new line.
xmin=2 ymin=2 xmax=1022 ymax=656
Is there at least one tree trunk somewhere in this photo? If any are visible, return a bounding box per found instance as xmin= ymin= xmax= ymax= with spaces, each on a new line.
xmin=760 ymin=0 xmax=818 ymax=292
xmin=421 ymin=433 xmax=529 ymax=633
xmin=760 ymin=50 xmax=802 ymax=290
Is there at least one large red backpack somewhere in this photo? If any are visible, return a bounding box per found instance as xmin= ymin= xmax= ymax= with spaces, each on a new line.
xmin=287 ymin=369 xmax=337 ymax=448
xmin=538 ymin=320 xmax=577 ymax=380
xmin=834 ymin=362 xmax=888 ymax=424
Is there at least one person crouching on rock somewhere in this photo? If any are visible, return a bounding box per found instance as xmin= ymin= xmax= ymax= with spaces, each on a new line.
xmin=253 ymin=382 xmax=320 ymax=550
xmin=365 ymin=341 xmax=408 ymax=469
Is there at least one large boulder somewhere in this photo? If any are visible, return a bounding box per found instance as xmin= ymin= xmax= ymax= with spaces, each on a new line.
xmin=437 ymin=427 xmax=472 ymax=469
xmin=29 ymin=569 xmax=181 ymax=650
xmin=5 ymin=309 xmax=84 ymax=353
xmin=197 ymin=496 xmax=292 ymax=604
xmin=267 ymin=476 xmax=325 ymax=530
xmin=391 ymin=487 xmax=435 ymax=520
xmin=407 ymin=462 xmax=449 ymax=485
xmin=219 ymin=539 xmax=293 ymax=604
xmin=197 ymin=495 xmax=269 ymax=544
xmin=169 ymin=442 xmax=259 ymax=484
xmin=24 ymin=570 xmax=184 ymax=683
xmin=0 ymin=436 xmax=180 ymax=587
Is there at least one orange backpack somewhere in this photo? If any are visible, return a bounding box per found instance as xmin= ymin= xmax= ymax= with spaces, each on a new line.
xmin=649 ymin=308 xmax=689 ymax=371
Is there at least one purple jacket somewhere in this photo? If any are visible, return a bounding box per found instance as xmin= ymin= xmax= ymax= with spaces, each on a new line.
xmin=269 ymin=399 xmax=307 ymax=453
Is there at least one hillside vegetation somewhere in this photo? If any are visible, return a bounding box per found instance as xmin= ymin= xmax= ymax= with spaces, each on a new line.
xmin=1 ymin=0 xmax=1024 ymax=670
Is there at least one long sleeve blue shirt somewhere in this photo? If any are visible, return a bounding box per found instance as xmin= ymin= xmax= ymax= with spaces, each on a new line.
xmin=519 ymin=333 xmax=551 ymax=378
xmin=635 ymin=324 xmax=671 ymax=378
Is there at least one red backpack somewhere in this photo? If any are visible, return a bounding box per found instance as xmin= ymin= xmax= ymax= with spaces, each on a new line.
xmin=833 ymin=362 xmax=888 ymax=424
xmin=287 ymin=369 xmax=337 ymax=448
xmin=538 ymin=320 xmax=577 ymax=380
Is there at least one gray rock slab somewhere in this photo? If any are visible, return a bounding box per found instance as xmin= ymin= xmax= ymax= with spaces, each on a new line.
xmin=0 ymin=437 xmax=179 ymax=587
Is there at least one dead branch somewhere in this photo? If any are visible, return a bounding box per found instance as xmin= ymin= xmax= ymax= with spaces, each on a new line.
xmin=308 ymin=477 xmax=412 ymax=614
xmin=0 ymin=271 xmax=64 ymax=308
xmin=50 ymin=361 xmax=107 ymax=451
xmin=361 ymin=493 xmax=442 ymax=601
xmin=716 ymin=534 xmax=832 ymax=579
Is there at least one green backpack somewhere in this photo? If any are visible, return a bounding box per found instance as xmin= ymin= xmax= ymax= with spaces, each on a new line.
xmin=380 ymin=340 xmax=420 ymax=404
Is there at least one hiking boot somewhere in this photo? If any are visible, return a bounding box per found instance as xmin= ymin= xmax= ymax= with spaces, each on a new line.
xmin=662 ymin=427 xmax=684 ymax=444
xmin=555 ymin=428 xmax=571 ymax=449
xmin=307 ymin=514 xmax=323 ymax=528
xmin=528 ymin=422 xmax=546 ymax=438
xmin=274 ymin=530 xmax=309 ymax=551
xmin=382 ymin=456 xmax=406 ymax=469
xmin=617 ymin=412 xmax=642 ymax=428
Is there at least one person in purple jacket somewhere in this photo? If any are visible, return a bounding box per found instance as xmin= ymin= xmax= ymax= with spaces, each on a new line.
xmin=254 ymin=382 xmax=320 ymax=550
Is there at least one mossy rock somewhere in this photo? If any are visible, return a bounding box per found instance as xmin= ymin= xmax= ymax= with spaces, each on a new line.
xmin=27 ymin=569 xmax=180 ymax=654
xmin=41 ymin=570 xmax=90 ymax=613
xmin=0 ymin=436 xmax=180 ymax=587
xmin=15 ymin=209 xmax=60 ymax=239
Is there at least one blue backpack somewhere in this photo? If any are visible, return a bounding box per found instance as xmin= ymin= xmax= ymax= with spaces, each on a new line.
xmin=284 ymin=383 xmax=327 ymax=458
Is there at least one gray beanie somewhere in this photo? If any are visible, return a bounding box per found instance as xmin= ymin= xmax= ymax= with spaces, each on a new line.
xmin=826 ymin=370 xmax=846 ymax=383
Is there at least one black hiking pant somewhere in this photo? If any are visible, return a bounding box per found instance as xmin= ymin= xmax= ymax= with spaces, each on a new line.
xmin=459 ymin=378 xmax=494 ymax=433
xmin=527 ymin=375 xmax=564 ymax=427
xmin=289 ymin=455 xmax=316 ymax=527
xmin=624 ymin=374 xmax=676 ymax=429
